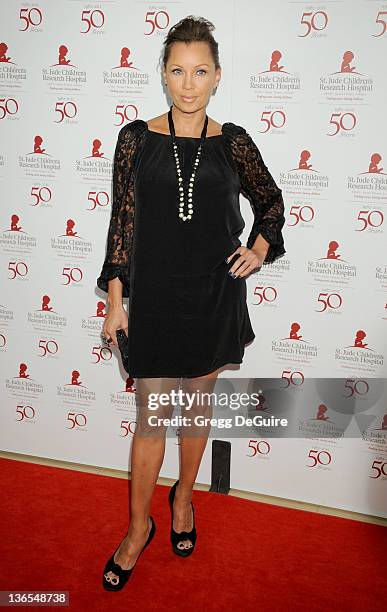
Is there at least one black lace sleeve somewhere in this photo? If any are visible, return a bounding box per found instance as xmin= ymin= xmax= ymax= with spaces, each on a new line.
xmin=96 ymin=121 xmax=145 ymax=297
xmin=223 ymin=123 xmax=286 ymax=264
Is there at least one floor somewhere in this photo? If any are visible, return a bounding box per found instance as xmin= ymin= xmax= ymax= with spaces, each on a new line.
xmin=1 ymin=450 xmax=386 ymax=527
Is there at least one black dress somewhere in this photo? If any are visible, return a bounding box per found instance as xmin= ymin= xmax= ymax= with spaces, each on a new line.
xmin=97 ymin=119 xmax=286 ymax=378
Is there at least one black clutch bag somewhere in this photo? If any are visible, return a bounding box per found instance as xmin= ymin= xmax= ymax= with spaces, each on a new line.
xmin=116 ymin=328 xmax=130 ymax=374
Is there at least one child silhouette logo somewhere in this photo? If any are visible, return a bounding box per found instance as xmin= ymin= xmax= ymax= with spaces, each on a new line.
xmin=268 ymin=50 xmax=288 ymax=73
xmin=19 ymin=363 xmax=30 ymax=378
xmin=111 ymin=47 xmax=140 ymax=70
xmin=96 ymin=301 xmax=106 ymax=318
xmin=92 ymin=139 xmax=103 ymax=157
xmin=121 ymin=47 xmax=133 ymax=67
xmin=41 ymin=295 xmax=53 ymax=312
xmin=124 ymin=377 xmax=136 ymax=393
xmin=65 ymin=219 xmax=77 ymax=236
xmin=34 ymin=135 xmax=45 ymax=154
xmin=10 ymin=214 xmax=22 ymax=231
xmin=299 ymin=150 xmax=312 ymax=170
xmin=70 ymin=370 xmax=83 ymax=386
xmin=356 ymin=153 xmax=385 ymax=176
xmin=368 ymin=153 xmax=384 ymax=174
xmin=119 ymin=47 xmax=137 ymax=69
xmin=58 ymin=44 xmax=71 ymax=66
xmin=49 ymin=45 xmax=76 ymax=67
xmin=0 ymin=42 xmax=12 ymax=63
xmin=353 ymin=330 xmax=368 ymax=349
xmin=316 ymin=404 xmax=329 ymax=421
xmin=288 ymin=322 xmax=302 ymax=341
xmin=84 ymin=138 xmax=108 ymax=159
xmin=326 ymin=240 xmax=341 ymax=260
xmin=255 ymin=393 xmax=268 ymax=411
xmin=289 ymin=150 xmax=320 ymax=172
xmin=339 ymin=51 xmax=359 ymax=74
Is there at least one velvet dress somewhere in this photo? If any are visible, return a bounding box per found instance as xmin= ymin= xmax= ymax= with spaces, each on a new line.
xmin=97 ymin=119 xmax=286 ymax=378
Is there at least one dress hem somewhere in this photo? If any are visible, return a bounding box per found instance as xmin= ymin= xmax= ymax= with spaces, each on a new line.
xmin=131 ymin=333 xmax=256 ymax=379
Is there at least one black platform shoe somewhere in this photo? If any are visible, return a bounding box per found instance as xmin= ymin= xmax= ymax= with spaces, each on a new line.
xmin=102 ymin=516 xmax=156 ymax=591
xmin=168 ymin=480 xmax=197 ymax=557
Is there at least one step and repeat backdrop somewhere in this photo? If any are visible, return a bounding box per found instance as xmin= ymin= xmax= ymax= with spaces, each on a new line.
xmin=1 ymin=1 xmax=386 ymax=518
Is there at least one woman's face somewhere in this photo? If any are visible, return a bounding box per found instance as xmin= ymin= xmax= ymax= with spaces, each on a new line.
xmin=163 ymin=41 xmax=221 ymax=113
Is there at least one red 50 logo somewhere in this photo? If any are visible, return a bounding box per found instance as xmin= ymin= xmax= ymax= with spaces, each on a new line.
xmin=62 ymin=267 xmax=83 ymax=285
xmin=8 ymin=261 xmax=28 ymax=279
xmin=307 ymin=449 xmax=332 ymax=467
xmin=38 ymin=339 xmax=59 ymax=357
xmin=55 ymin=101 xmax=77 ymax=122
xmin=298 ymin=11 xmax=328 ymax=37
xmin=247 ymin=439 xmax=271 ymax=457
xmin=316 ymin=292 xmax=342 ymax=313
xmin=373 ymin=11 xmax=387 ymax=36
xmin=31 ymin=186 xmax=52 ymax=206
xmin=327 ymin=113 xmax=356 ymax=136
xmin=114 ymin=105 xmax=139 ymax=126
xmin=252 ymin=285 xmax=277 ymax=306
xmin=258 ymin=111 xmax=286 ymax=133
xmin=370 ymin=460 xmax=387 ymax=479
xmin=288 ymin=204 xmax=314 ymax=226
xmin=344 ymin=379 xmax=369 ymax=398
xmin=67 ymin=412 xmax=87 ymax=429
xmin=144 ymin=10 xmax=169 ymax=35
xmin=281 ymin=370 xmax=305 ymax=387
xmin=92 ymin=345 xmax=113 ymax=364
xmin=19 ymin=7 xmax=43 ymax=31
xmin=120 ymin=420 xmax=137 ymax=437
xmin=356 ymin=210 xmax=384 ymax=231
xmin=16 ymin=404 xmax=36 ymax=421
xmin=0 ymin=98 xmax=19 ymax=120
xmin=87 ymin=190 xmax=110 ymax=210
xmin=80 ymin=9 xmax=104 ymax=33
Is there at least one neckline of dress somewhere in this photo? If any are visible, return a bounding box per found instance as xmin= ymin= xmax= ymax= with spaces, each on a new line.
xmin=143 ymin=120 xmax=224 ymax=140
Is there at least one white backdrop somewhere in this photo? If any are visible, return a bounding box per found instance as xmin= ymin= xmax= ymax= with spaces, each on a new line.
xmin=0 ymin=1 xmax=386 ymax=518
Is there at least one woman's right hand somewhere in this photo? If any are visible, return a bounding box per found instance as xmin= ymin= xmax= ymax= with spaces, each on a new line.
xmin=102 ymin=305 xmax=128 ymax=347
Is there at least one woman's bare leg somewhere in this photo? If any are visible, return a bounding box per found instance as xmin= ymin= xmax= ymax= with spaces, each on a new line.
xmin=105 ymin=376 xmax=181 ymax=581
xmin=172 ymin=369 xmax=219 ymax=551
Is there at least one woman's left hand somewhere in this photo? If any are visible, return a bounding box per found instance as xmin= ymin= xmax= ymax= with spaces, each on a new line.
xmin=226 ymin=246 xmax=265 ymax=278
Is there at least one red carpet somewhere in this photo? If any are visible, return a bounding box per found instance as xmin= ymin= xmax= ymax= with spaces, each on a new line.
xmin=0 ymin=457 xmax=385 ymax=611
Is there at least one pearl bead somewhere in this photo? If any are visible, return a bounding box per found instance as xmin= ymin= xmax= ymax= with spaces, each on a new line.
xmin=170 ymin=115 xmax=207 ymax=221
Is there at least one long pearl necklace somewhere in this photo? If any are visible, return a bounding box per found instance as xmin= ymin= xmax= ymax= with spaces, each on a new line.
xmin=168 ymin=106 xmax=208 ymax=222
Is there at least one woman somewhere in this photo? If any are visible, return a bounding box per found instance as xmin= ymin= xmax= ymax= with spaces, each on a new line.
xmin=97 ymin=15 xmax=286 ymax=591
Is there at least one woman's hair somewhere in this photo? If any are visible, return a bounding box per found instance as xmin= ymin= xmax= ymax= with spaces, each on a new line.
xmin=162 ymin=15 xmax=220 ymax=70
